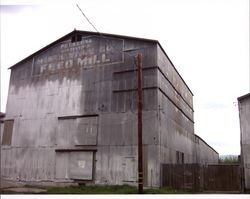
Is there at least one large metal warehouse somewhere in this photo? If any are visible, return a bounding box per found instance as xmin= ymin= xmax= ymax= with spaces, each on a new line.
xmin=1 ymin=30 xmax=218 ymax=187
xmin=238 ymin=93 xmax=250 ymax=191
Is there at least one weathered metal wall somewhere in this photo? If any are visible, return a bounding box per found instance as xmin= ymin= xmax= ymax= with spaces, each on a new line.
xmin=1 ymin=32 xmax=219 ymax=188
xmin=194 ymin=135 xmax=219 ymax=164
xmin=157 ymin=44 xmax=195 ymax=168
xmin=156 ymin=44 xmax=218 ymax=173
xmin=1 ymin=33 xmax=161 ymax=186
xmin=238 ymin=94 xmax=250 ymax=190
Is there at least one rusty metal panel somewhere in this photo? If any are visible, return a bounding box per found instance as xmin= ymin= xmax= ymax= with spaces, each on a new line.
xmin=69 ymin=151 xmax=94 ymax=180
xmin=2 ymin=120 xmax=14 ymax=145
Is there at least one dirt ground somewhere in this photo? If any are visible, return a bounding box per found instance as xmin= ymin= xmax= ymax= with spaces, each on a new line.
xmin=0 ymin=178 xmax=47 ymax=194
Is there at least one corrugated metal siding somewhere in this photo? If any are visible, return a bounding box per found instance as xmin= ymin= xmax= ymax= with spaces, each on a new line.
xmin=69 ymin=151 xmax=94 ymax=180
xmin=2 ymin=120 xmax=14 ymax=145
xmin=239 ymin=96 xmax=250 ymax=190
xmin=1 ymin=147 xmax=55 ymax=181
xmin=57 ymin=116 xmax=98 ymax=146
xmin=2 ymin=34 xmax=160 ymax=186
xmin=157 ymin=44 xmax=218 ymax=167
xmin=2 ymin=32 xmax=217 ymax=187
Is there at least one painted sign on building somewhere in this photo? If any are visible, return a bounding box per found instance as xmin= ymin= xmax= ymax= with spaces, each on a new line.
xmin=32 ymin=36 xmax=124 ymax=76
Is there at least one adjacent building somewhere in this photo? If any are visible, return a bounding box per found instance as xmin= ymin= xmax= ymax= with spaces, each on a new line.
xmin=1 ymin=30 xmax=218 ymax=187
xmin=238 ymin=93 xmax=250 ymax=191
xmin=0 ymin=112 xmax=6 ymax=140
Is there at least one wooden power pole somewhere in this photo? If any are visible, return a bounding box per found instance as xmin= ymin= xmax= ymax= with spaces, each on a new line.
xmin=136 ymin=53 xmax=143 ymax=194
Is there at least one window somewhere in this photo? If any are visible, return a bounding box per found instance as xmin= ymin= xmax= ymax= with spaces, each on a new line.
xmin=57 ymin=115 xmax=98 ymax=146
xmin=176 ymin=151 xmax=179 ymax=163
xmin=2 ymin=120 xmax=14 ymax=145
xmin=176 ymin=151 xmax=184 ymax=164
xmin=76 ymin=34 xmax=82 ymax=42
xmin=71 ymin=34 xmax=82 ymax=43
xmin=181 ymin=153 xmax=184 ymax=164
xmin=71 ymin=35 xmax=76 ymax=43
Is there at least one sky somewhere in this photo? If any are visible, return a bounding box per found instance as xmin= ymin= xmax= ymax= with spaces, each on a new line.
xmin=0 ymin=0 xmax=249 ymax=155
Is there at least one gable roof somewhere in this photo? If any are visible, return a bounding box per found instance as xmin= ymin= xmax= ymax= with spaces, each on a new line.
xmin=8 ymin=29 xmax=193 ymax=96
xmin=9 ymin=29 xmax=158 ymax=70
xmin=194 ymin=134 xmax=218 ymax=154
xmin=0 ymin=112 xmax=5 ymax=118
xmin=238 ymin=93 xmax=250 ymax=102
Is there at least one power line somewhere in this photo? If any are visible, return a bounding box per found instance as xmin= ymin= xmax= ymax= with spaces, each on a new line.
xmin=76 ymin=4 xmax=99 ymax=33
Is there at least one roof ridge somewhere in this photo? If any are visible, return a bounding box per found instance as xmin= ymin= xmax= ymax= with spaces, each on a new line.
xmin=8 ymin=29 xmax=193 ymax=95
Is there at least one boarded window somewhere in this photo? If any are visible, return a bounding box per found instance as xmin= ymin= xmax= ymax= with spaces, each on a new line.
xmin=2 ymin=120 xmax=14 ymax=145
xmin=55 ymin=151 xmax=94 ymax=180
xmin=71 ymin=35 xmax=76 ymax=43
xmin=69 ymin=151 xmax=93 ymax=180
xmin=57 ymin=115 xmax=98 ymax=146
xmin=74 ymin=117 xmax=98 ymax=146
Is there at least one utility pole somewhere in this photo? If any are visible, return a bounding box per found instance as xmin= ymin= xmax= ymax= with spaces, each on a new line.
xmin=136 ymin=53 xmax=143 ymax=194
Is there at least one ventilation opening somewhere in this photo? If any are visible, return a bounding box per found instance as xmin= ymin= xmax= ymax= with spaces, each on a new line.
xmin=2 ymin=120 xmax=14 ymax=146
xmin=71 ymin=35 xmax=76 ymax=43
xmin=71 ymin=34 xmax=82 ymax=43
xmin=77 ymin=34 xmax=82 ymax=42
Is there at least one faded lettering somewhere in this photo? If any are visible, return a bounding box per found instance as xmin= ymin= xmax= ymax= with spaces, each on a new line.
xmin=32 ymin=36 xmax=123 ymax=76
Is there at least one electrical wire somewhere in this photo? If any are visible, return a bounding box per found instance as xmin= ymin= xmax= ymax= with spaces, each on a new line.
xmin=76 ymin=4 xmax=100 ymax=33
